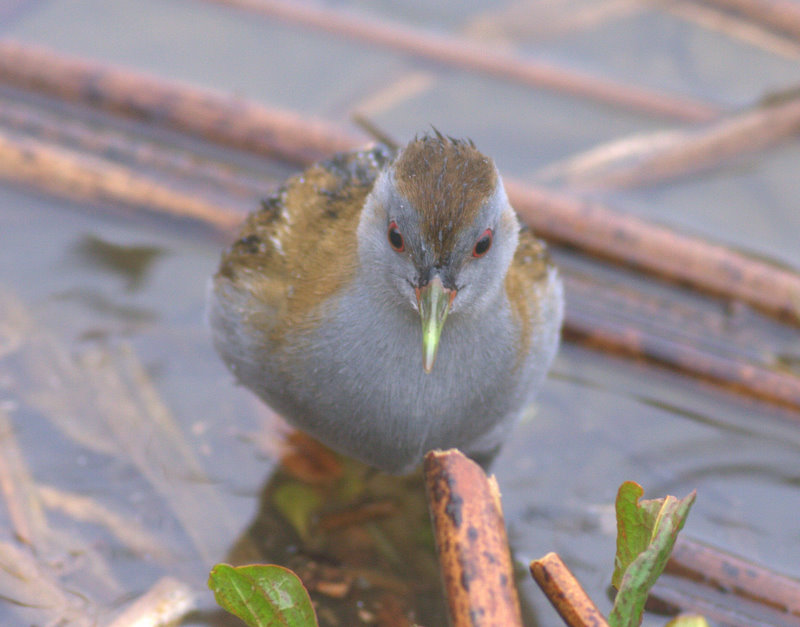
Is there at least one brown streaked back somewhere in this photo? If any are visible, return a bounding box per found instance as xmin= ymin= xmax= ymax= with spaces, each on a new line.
xmin=216 ymin=146 xmax=392 ymax=343
xmin=505 ymin=227 xmax=552 ymax=367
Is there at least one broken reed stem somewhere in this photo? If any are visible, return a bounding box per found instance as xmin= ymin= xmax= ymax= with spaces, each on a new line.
xmin=563 ymin=299 xmax=800 ymax=412
xmin=530 ymin=538 xmax=800 ymax=626
xmin=423 ymin=449 xmax=523 ymax=627
xmin=0 ymin=127 xmax=246 ymax=231
xmin=204 ymin=0 xmax=717 ymax=122
xmin=667 ymin=537 xmax=800 ymax=618
xmin=529 ymin=553 xmax=609 ymax=627
xmin=694 ymin=0 xmax=800 ymax=41
xmin=0 ymin=97 xmax=272 ymax=202
xmin=551 ymin=92 xmax=800 ymax=189
xmin=0 ymin=40 xmax=366 ymax=167
xmin=504 ymin=179 xmax=800 ymax=326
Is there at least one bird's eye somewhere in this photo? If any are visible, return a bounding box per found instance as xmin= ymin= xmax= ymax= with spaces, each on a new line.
xmin=387 ymin=221 xmax=405 ymax=252
xmin=472 ymin=228 xmax=493 ymax=257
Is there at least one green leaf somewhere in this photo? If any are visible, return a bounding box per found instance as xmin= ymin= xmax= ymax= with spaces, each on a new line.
xmin=272 ymin=481 xmax=322 ymax=540
xmin=612 ymin=482 xmax=660 ymax=588
xmin=208 ymin=563 xmax=318 ymax=627
xmin=609 ymin=482 xmax=696 ymax=627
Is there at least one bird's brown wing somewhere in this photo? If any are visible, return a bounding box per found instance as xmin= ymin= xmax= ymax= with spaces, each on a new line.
xmin=505 ymin=227 xmax=556 ymax=367
xmin=215 ymin=146 xmax=392 ymax=344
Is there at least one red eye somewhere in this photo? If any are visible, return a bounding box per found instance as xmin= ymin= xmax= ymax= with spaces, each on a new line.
xmin=472 ymin=228 xmax=493 ymax=257
xmin=387 ymin=221 xmax=405 ymax=252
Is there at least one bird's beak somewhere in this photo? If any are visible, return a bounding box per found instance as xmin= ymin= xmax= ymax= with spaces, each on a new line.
xmin=415 ymin=275 xmax=456 ymax=373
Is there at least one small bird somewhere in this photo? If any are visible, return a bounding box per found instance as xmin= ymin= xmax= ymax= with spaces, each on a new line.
xmin=208 ymin=132 xmax=563 ymax=474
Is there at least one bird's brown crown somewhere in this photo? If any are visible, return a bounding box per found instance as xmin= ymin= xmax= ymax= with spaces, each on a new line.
xmin=394 ymin=133 xmax=498 ymax=255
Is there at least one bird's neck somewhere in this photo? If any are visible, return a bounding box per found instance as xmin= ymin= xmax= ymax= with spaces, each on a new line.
xmin=342 ymin=266 xmax=512 ymax=347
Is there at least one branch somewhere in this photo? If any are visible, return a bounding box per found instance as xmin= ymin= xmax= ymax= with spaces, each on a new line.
xmin=0 ymin=40 xmax=365 ymax=166
xmin=0 ymin=127 xmax=244 ymax=232
xmin=530 ymin=552 xmax=609 ymax=627
xmin=665 ymin=537 xmax=800 ymax=617
xmin=506 ymin=179 xmax=800 ymax=325
xmin=424 ymin=449 xmax=523 ymax=627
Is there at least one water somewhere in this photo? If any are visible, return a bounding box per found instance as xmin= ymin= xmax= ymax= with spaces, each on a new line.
xmin=1 ymin=1 xmax=799 ymax=625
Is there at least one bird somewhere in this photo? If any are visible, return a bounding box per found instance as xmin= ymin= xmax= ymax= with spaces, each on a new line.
xmin=207 ymin=131 xmax=564 ymax=474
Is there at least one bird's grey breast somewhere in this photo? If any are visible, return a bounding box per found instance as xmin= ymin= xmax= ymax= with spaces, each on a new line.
xmin=273 ymin=276 xmax=526 ymax=471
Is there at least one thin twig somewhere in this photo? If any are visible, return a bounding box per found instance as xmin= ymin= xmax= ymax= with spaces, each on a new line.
xmin=351 ymin=70 xmax=436 ymax=119
xmin=693 ymin=0 xmax=800 ymax=41
xmin=530 ymin=552 xmax=609 ymax=627
xmin=463 ymin=0 xmax=643 ymax=43
xmin=202 ymin=0 xmax=718 ymax=122
xmin=424 ymin=449 xmax=523 ymax=627
xmin=12 ymin=323 xmax=238 ymax=566
xmin=0 ymin=541 xmax=92 ymax=626
xmin=351 ymin=112 xmax=401 ymax=150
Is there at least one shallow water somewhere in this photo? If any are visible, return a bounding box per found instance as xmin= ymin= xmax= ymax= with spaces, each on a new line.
xmin=1 ymin=1 xmax=800 ymax=625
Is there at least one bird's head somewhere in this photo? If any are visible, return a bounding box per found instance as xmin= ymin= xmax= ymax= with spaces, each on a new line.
xmin=357 ymin=132 xmax=520 ymax=372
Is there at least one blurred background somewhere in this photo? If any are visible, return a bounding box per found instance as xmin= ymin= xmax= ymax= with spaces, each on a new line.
xmin=1 ymin=1 xmax=800 ymax=625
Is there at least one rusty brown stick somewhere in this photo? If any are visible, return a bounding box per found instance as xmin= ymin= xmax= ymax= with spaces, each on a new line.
xmin=0 ymin=97 xmax=272 ymax=202
xmin=564 ymin=302 xmax=800 ymax=412
xmin=204 ymin=0 xmax=718 ymax=122
xmin=0 ymin=40 xmax=367 ymax=166
xmin=667 ymin=537 xmax=800 ymax=619
xmin=424 ymin=449 xmax=523 ymax=627
xmin=505 ymin=179 xmax=800 ymax=325
xmin=0 ymin=127 xmax=246 ymax=231
xmin=694 ymin=0 xmax=800 ymax=41
xmin=530 ymin=553 xmax=609 ymax=627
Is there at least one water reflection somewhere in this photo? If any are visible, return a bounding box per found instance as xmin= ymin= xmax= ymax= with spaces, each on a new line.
xmin=72 ymin=234 xmax=165 ymax=291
